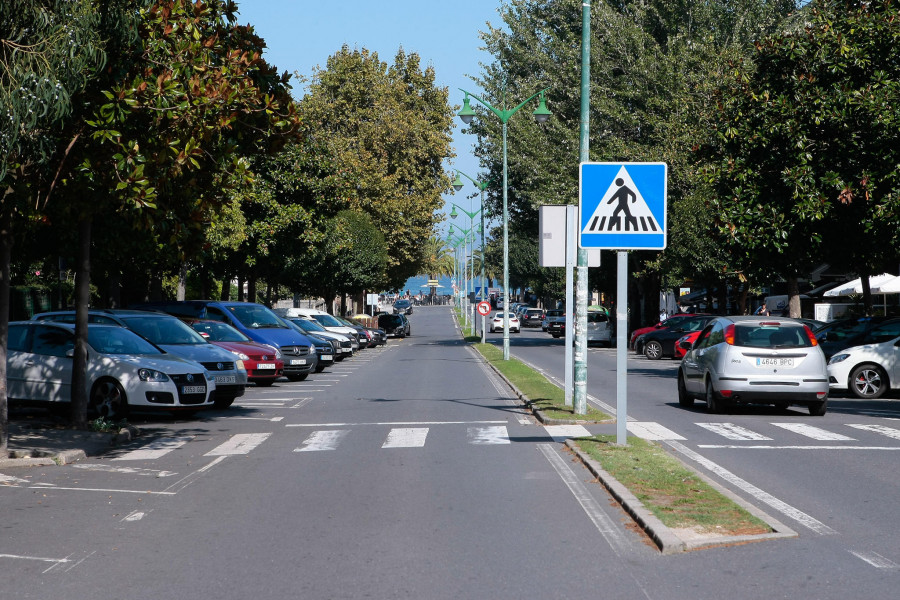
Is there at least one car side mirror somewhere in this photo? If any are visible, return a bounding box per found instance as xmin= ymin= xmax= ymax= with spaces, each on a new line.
xmin=680 ymin=340 xmax=693 ymax=350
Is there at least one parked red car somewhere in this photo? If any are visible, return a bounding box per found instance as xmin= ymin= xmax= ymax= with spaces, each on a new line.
xmin=673 ymin=330 xmax=702 ymax=359
xmin=630 ymin=313 xmax=710 ymax=352
xmin=183 ymin=319 xmax=284 ymax=386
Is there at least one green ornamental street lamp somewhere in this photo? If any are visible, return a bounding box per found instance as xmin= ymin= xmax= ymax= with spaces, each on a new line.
xmin=451 ymin=170 xmax=490 ymax=343
xmin=458 ymin=87 xmax=551 ymax=360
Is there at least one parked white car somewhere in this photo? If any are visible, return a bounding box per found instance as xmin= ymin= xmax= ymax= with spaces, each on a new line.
xmin=827 ymin=319 xmax=900 ymax=398
xmin=6 ymin=321 xmax=216 ymax=419
xmin=490 ymin=312 xmax=520 ymax=333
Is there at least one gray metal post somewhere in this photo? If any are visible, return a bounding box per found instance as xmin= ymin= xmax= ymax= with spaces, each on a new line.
xmin=616 ymin=250 xmax=628 ymax=445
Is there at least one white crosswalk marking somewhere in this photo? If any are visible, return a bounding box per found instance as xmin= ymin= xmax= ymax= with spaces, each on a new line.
xmin=112 ymin=436 xmax=194 ymax=461
xmin=847 ymin=424 xmax=900 ymax=440
xmin=205 ymin=433 xmax=272 ymax=456
xmin=627 ymin=422 xmax=686 ymax=441
xmin=544 ymin=425 xmax=592 ymax=442
xmin=467 ymin=426 xmax=510 ymax=445
xmin=294 ymin=430 xmax=348 ymax=452
xmin=771 ymin=423 xmax=855 ymax=441
xmin=696 ymin=423 xmax=772 ymax=441
xmin=382 ymin=428 xmax=429 ymax=448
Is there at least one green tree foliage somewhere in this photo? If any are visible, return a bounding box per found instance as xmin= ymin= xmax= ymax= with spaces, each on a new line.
xmin=298 ymin=46 xmax=455 ymax=290
xmin=706 ymin=0 xmax=900 ymax=313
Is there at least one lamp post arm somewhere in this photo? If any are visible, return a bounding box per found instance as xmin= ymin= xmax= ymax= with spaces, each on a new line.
xmin=459 ymin=87 xmax=550 ymax=123
xmin=448 ymin=201 xmax=482 ymax=221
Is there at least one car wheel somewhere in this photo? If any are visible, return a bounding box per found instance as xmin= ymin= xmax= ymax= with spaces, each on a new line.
xmin=677 ymin=372 xmax=693 ymax=407
xmin=850 ymin=364 xmax=887 ymax=399
xmin=808 ymin=399 xmax=828 ymax=416
xmin=644 ymin=340 xmax=663 ymax=360
xmin=254 ymin=380 xmax=276 ymax=387
xmin=286 ymin=373 xmax=308 ymax=382
xmin=705 ymin=379 xmax=721 ymax=414
xmin=90 ymin=378 xmax=129 ymax=420
xmin=214 ymin=394 xmax=235 ymax=409
xmin=314 ymin=364 xmax=326 ymax=373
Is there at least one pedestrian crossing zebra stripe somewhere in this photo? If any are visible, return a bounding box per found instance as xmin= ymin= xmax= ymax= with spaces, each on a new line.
xmin=587 ymin=214 xmax=660 ymax=233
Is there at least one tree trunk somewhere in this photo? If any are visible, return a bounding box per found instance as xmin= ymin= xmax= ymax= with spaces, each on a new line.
xmin=220 ymin=276 xmax=230 ymax=301
xmin=860 ymin=267 xmax=873 ymax=315
xmin=70 ymin=216 xmax=91 ymax=429
xmin=0 ymin=209 xmax=12 ymax=454
xmin=787 ymin=276 xmax=801 ymax=318
xmin=176 ymin=262 xmax=187 ymax=300
xmin=247 ymin=275 xmax=257 ymax=304
xmin=237 ymin=275 xmax=245 ymax=301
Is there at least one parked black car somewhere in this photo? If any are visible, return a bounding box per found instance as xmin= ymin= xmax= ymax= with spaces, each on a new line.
xmin=815 ymin=316 xmax=900 ymax=360
xmin=638 ymin=315 xmax=716 ymax=359
xmin=393 ymin=299 xmax=413 ymax=315
xmin=377 ymin=313 xmax=410 ymax=338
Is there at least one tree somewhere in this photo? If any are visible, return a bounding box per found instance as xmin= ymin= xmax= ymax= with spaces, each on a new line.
xmin=706 ymin=0 xmax=900 ymax=315
xmin=298 ymin=46 xmax=455 ymax=290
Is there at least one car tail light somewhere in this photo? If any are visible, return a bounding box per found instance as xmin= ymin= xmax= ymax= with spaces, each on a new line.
xmin=724 ymin=324 xmax=735 ymax=345
xmin=803 ymin=325 xmax=819 ymax=346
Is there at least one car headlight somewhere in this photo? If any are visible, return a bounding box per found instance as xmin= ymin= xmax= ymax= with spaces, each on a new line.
xmin=231 ymin=351 xmax=251 ymax=361
xmin=829 ymin=353 xmax=851 ymax=365
xmin=138 ymin=368 xmax=169 ymax=382
xmin=236 ymin=360 xmax=246 ymax=371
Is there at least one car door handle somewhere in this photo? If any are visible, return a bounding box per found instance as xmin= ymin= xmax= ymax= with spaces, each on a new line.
xmin=24 ymin=361 xmax=35 ymax=366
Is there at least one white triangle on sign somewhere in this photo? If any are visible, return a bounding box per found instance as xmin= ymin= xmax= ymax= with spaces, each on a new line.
xmin=581 ymin=166 xmax=661 ymax=234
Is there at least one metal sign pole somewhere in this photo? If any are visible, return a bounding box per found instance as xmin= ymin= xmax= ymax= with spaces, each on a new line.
xmin=564 ymin=206 xmax=576 ymax=406
xmin=616 ymin=251 xmax=628 ymax=445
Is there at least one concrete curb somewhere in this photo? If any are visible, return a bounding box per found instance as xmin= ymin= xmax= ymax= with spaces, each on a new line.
xmin=1 ymin=424 xmax=141 ymax=469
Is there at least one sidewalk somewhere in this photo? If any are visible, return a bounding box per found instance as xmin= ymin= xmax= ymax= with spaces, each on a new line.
xmin=1 ymin=411 xmax=138 ymax=468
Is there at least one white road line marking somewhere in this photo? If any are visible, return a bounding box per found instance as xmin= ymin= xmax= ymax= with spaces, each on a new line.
xmin=627 ymin=421 xmax=686 ymax=441
xmin=847 ymin=424 xmax=900 ymax=440
xmin=162 ymin=456 xmax=227 ymax=494
xmin=112 ymin=436 xmax=193 ymax=461
xmin=382 ymin=428 xmax=429 ymax=448
xmin=770 ymin=423 xmax=856 ymax=441
xmin=294 ymin=430 xmax=349 ymax=452
xmin=28 ymin=486 xmax=176 ymax=495
xmin=122 ymin=510 xmax=147 ymax=522
xmin=229 ymin=416 xmax=284 ymax=422
xmin=665 ymin=440 xmax=837 ymax=535
xmin=1 ymin=473 xmax=30 ymax=484
xmin=286 ymin=420 xmax=507 ymax=427
xmin=467 ymin=426 xmax=510 ymax=445
xmin=0 ymin=553 xmax=69 ymax=564
xmin=696 ymin=423 xmax=772 ymax=441
xmin=205 ymin=433 xmax=272 ymax=456
xmin=72 ymin=464 xmax=177 ymax=477
xmin=698 ymin=445 xmax=900 ymax=450
xmin=850 ymin=550 xmax=900 ymax=569
xmin=236 ymin=402 xmax=287 ymax=407
xmin=539 ymin=444 xmax=630 ymax=556
xmin=545 ymin=425 xmax=592 ymax=442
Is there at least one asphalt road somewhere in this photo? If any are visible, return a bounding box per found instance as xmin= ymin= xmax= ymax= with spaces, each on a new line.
xmin=1 ymin=306 xmax=899 ymax=599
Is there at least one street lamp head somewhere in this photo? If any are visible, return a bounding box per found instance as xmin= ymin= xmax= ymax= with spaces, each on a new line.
xmin=533 ymin=91 xmax=552 ymax=124
xmin=449 ymin=206 xmax=459 ymax=219
xmin=451 ymin=173 xmax=464 ymax=192
xmin=458 ymin=94 xmax=476 ymax=125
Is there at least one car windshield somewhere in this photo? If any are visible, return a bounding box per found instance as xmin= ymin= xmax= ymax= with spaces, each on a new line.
xmin=734 ymin=324 xmax=812 ymax=348
xmin=290 ymin=318 xmax=328 ymax=333
xmin=312 ymin=313 xmax=345 ymax=328
xmin=378 ymin=315 xmax=403 ymax=327
xmin=587 ymin=312 xmax=607 ymax=323
xmin=88 ymin=327 xmax=162 ymax=355
xmin=227 ymin=304 xmax=288 ymax=329
xmin=190 ymin=321 xmax=250 ymax=343
xmin=121 ymin=316 xmax=208 ymax=345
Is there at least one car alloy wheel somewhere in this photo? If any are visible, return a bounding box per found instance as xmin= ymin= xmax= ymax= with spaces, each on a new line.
xmin=90 ymin=378 xmax=129 ymax=420
xmin=644 ymin=340 xmax=663 ymax=360
xmin=850 ymin=364 xmax=887 ymax=399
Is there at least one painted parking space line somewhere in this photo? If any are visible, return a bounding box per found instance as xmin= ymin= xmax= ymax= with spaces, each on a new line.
xmin=627 ymin=421 xmax=686 ymax=441
xmin=71 ymin=464 xmax=178 ymax=477
xmin=382 ymin=428 xmax=429 ymax=448
xmin=205 ymin=433 xmax=272 ymax=456
xmin=771 ymin=423 xmax=855 ymax=441
xmin=112 ymin=436 xmax=194 ymax=461
xmin=696 ymin=423 xmax=772 ymax=441
xmin=850 ymin=550 xmax=900 ymax=570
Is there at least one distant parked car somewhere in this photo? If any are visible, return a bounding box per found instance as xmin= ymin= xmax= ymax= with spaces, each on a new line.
xmin=490 ymin=312 xmax=520 ymax=334
xmin=521 ymin=308 xmax=545 ymax=328
xmin=393 ymin=299 xmax=413 ymax=315
xmin=827 ymin=319 xmax=900 ymax=398
xmin=6 ymin=321 xmax=215 ymax=419
xmin=639 ymin=315 xmax=715 ymax=359
xmin=586 ymin=310 xmax=614 ymax=346
xmin=377 ymin=313 xmax=410 ymax=338
xmin=678 ymin=316 xmax=828 ymax=415
xmin=815 ymin=316 xmax=899 ymax=360
xmin=184 ymin=319 xmax=284 ymax=386
xmin=542 ymin=309 xmax=563 ymax=332
xmin=284 ymin=317 xmax=354 ymax=359
xmin=630 ymin=314 xmax=710 ymax=351
xmin=674 ymin=330 xmax=702 ymax=360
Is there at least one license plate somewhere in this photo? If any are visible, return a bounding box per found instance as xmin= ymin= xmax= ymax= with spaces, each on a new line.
xmin=341 ymin=348 xmax=351 ymax=353
xmin=215 ymin=375 xmax=236 ymax=384
xmin=290 ymin=359 xmax=306 ymax=365
xmin=256 ymin=363 xmax=276 ymax=370
xmin=321 ymin=355 xmax=333 ymax=361
xmin=182 ymin=385 xmax=206 ymax=394
xmin=756 ymin=357 xmax=794 ymax=368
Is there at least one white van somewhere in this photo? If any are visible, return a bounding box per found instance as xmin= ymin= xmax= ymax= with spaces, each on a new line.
xmin=274 ymin=308 xmax=361 ymax=348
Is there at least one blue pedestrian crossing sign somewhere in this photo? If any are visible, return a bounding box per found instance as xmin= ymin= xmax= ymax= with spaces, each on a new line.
xmin=579 ymin=162 xmax=667 ymax=250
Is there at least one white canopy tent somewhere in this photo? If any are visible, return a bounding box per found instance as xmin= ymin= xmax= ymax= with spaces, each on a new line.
xmin=823 ymin=273 xmax=896 ymax=297
xmin=871 ymin=276 xmax=900 ymax=294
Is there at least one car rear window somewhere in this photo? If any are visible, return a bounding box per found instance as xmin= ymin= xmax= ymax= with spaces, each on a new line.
xmin=734 ymin=324 xmax=812 ymax=348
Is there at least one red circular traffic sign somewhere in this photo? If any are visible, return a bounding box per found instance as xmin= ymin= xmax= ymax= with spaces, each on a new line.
xmin=476 ymin=301 xmax=491 ymax=316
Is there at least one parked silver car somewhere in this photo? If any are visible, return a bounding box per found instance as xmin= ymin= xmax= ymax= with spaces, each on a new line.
xmin=678 ymin=316 xmax=829 ymax=415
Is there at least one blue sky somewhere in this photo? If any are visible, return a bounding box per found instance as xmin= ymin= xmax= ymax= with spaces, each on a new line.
xmin=235 ymin=0 xmax=505 ymax=230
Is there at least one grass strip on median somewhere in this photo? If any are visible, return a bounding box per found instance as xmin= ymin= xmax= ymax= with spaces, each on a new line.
xmin=469 ymin=337 xmax=611 ymax=422
xmin=575 ymin=435 xmax=772 ymax=536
